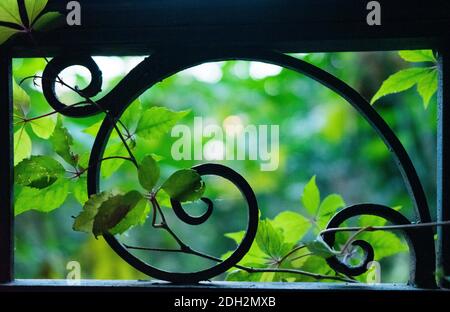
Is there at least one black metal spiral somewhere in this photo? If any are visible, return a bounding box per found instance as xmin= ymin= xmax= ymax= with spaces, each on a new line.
xmin=41 ymin=49 xmax=436 ymax=286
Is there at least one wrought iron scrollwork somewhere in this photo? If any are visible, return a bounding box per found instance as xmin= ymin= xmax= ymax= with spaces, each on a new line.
xmin=41 ymin=49 xmax=436 ymax=286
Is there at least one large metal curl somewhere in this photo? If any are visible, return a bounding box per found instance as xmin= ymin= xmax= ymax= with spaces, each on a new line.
xmin=322 ymin=204 xmax=431 ymax=287
xmin=42 ymin=55 xmax=103 ymax=117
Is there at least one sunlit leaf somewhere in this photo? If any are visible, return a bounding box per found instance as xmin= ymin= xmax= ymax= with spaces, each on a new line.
xmin=0 ymin=26 xmax=20 ymax=45
xmin=71 ymin=176 xmax=88 ymax=205
xmin=15 ymin=178 xmax=69 ymax=215
xmin=272 ymin=211 xmax=311 ymax=244
xmin=24 ymin=0 xmax=48 ymax=25
xmin=417 ymin=69 xmax=438 ymax=108
xmin=15 ymin=155 xmax=65 ymax=189
xmin=0 ymin=0 xmax=22 ymax=25
xmin=371 ymin=67 xmax=431 ymax=104
xmin=135 ymin=107 xmax=189 ymax=142
xmin=398 ymin=50 xmax=436 ymax=63
xmin=13 ymin=78 xmax=30 ymax=121
xmin=256 ymin=219 xmax=291 ymax=260
xmin=14 ymin=128 xmax=32 ymax=165
xmin=301 ymin=175 xmax=320 ymax=216
xmin=30 ymin=115 xmax=56 ymax=139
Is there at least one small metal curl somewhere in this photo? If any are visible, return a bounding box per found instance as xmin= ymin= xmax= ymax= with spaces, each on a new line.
xmin=42 ymin=55 xmax=103 ymax=117
xmin=322 ymin=204 xmax=434 ymax=287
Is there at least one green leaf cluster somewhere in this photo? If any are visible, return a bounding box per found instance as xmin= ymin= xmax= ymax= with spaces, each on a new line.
xmin=0 ymin=0 xmax=63 ymax=45
xmin=371 ymin=50 xmax=437 ymax=108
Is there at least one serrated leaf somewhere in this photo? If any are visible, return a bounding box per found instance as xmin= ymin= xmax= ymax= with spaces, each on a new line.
xmin=15 ymin=155 xmax=65 ymax=188
xmin=14 ymin=128 xmax=32 ymax=165
xmin=30 ymin=116 xmax=56 ymax=139
xmin=93 ymin=191 xmax=146 ymax=237
xmin=73 ymin=192 xmax=112 ymax=233
xmin=272 ymin=211 xmax=311 ymax=244
xmin=0 ymin=0 xmax=22 ymax=25
xmin=32 ymin=11 xmax=64 ymax=31
xmin=14 ymin=178 xmax=69 ymax=215
xmin=138 ymin=155 xmax=160 ymax=191
xmin=371 ymin=67 xmax=431 ymax=104
xmin=399 ymin=50 xmax=436 ymax=63
xmin=417 ymin=69 xmax=438 ymax=108
xmin=25 ymin=0 xmax=48 ymax=25
xmin=162 ymin=169 xmax=205 ymax=202
xmin=50 ymin=117 xmax=78 ymax=167
xmin=301 ymin=175 xmax=320 ymax=216
xmin=135 ymin=107 xmax=189 ymax=141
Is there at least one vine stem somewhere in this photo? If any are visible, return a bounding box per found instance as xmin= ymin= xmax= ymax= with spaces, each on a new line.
xmin=123 ymin=243 xmax=356 ymax=283
xmin=68 ymin=156 xmax=133 ymax=178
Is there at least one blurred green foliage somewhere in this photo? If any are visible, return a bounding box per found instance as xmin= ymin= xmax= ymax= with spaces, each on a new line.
xmin=13 ymin=50 xmax=436 ymax=283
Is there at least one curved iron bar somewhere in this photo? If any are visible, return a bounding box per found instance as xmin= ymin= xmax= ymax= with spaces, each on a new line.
xmin=41 ymin=49 xmax=435 ymax=286
xmin=171 ymin=197 xmax=214 ymax=226
xmin=106 ymin=163 xmax=259 ymax=283
xmin=41 ymin=55 xmax=103 ymax=117
xmin=322 ymin=204 xmax=428 ymax=286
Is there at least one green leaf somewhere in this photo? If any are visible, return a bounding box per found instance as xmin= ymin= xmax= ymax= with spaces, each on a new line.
xmin=359 ymin=231 xmax=408 ymax=260
xmin=417 ymin=69 xmax=438 ymax=108
xmin=49 ymin=117 xmax=78 ymax=167
xmin=161 ymin=169 xmax=205 ymax=202
xmin=0 ymin=0 xmax=22 ymax=25
xmin=71 ymin=176 xmax=88 ymax=205
xmin=13 ymin=79 xmax=30 ymax=121
xmin=371 ymin=67 xmax=431 ymax=104
xmin=138 ymin=155 xmax=160 ymax=191
xmin=14 ymin=128 xmax=32 ymax=165
xmin=73 ymin=192 xmax=112 ymax=233
xmin=135 ymin=107 xmax=189 ymax=141
xmin=30 ymin=116 xmax=56 ymax=139
xmin=100 ymin=143 xmax=130 ymax=178
xmin=305 ymin=235 xmax=339 ymax=259
xmin=24 ymin=0 xmax=48 ymax=25
xmin=93 ymin=191 xmax=146 ymax=237
xmin=15 ymin=155 xmax=65 ymax=188
xmin=316 ymin=194 xmax=346 ymax=229
xmin=399 ymin=50 xmax=436 ymax=63
xmin=301 ymin=175 xmax=320 ymax=216
xmin=120 ymin=99 xmax=142 ymax=132
xmin=272 ymin=211 xmax=311 ymax=244
xmin=32 ymin=11 xmax=64 ymax=31
xmin=0 ymin=26 xmax=20 ymax=45
xmin=15 ymin=178 xmax=69 ymax=215
xmin=110 ymin=197 xmax=150 ymax=235
xmin=155 ymin=188 xmax=171 ymax=208
xmin=255 ymin=219 xmax=287 ymax=260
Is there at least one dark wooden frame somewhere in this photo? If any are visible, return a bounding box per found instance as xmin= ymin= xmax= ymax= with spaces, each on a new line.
xmin=1 ymin=0 xmax=449 ymax=291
